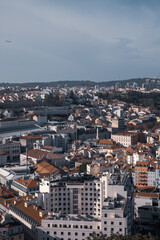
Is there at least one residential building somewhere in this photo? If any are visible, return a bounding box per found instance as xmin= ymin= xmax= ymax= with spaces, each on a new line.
xmin=36 ymin=171 xmax=134 ymax=239
xmin=112 ymin=117 xmax=125 ymax=130
xmin=52 ymin=134 xmax=69 ymax=151
xmin=111 ymin=132 xmax=145 ymax=147
xmin=0 ymin=140 xmax=21 ymax=165
xmin=11 ymin=176 xmax=39 ymax=196
xmin=20 ymin=135 xmax=43 ymax=152
xmin=0 ymin=213 xmax=24 ymax=240
xmin=20 ymin=149 xmax=66 ymax=167
xmin=0 ymin=151 xmax=7 ymax=167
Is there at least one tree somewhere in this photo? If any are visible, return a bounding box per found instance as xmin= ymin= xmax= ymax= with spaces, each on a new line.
xmin=79 ymin=163 xmax=87 ymax=174
xmin=86 ymin=232 xmax=156 ymax=240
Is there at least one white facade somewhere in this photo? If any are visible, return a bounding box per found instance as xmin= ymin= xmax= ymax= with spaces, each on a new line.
xmin=111 ymin=134 xmax=132 ymax=147
xmin=147 ymin=171 xmax=156 ymax=186
xmin=37 ymin=172 xmax=134 ymax=239
xmin=132 ymin=152 xmax=145 ymax=166
xmin=38 ymin=215 xmax=101 ymax=240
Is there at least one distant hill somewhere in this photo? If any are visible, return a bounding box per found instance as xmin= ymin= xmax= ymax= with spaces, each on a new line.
xmin=0 ymin=78 xmax=154 ymax=88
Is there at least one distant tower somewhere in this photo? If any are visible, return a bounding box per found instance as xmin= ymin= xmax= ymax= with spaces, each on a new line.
xmin=115 ymin=82 xmax=120 ymax=92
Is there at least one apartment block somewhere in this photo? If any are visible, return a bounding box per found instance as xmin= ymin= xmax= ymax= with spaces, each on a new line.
xmin=36 ymin=171 xmax=134 ymax=239
xmin=20 ymin=135 xmax=43 ymax=152
xmin=132 ymin=162 xmax=160 ymax=188
xmin=0 ymin=151 xmax=7 ymax=167
xmin=111 ymin=132 xmax=145 ymax=147
xmin=52 ymin=134 xmax=69 ymax=151
xmin=11 ymin=176 xmax=39 ymax=196
xmin=0 ymin=140 xmax=21 ymax=165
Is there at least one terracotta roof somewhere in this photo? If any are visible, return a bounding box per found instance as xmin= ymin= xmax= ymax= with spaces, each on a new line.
xmin=104 ymin=145 xmax=124 ymax=150
xmin=0 ymin=196 xmax=33 ymax=210
xmin=135 ymin=192 xmax=158 ymax=198
xmin=0 ymin=187 xmax=14 ymax=197
xmin=35 ymin=161 xmax=58 ymax=177
xmin=22 ymin=149 xmax=63 ymax=160
xmin=20 ymin=135 xmax=42 ymax=140
xmin=13 ymin=199 xmax=48 ymax=224
xmin=98 ymin=139 xmax=114 ymax=144
xmin=0 ymin=151 xmax=6 ymax=155
xmin=134 ymin=186 xmax=155 ymax=191
xmin=14 ymin=177 xmax=39 ymax=188
xmin=43 ymin=146 xmax=55 ymax=150
xmin=68 ymin=167 xmax=79 ymax=174
xmin=113 ymin=132 xmax=137 ymax=136
xmin=62 ymin=166 xmax=69 ymax=171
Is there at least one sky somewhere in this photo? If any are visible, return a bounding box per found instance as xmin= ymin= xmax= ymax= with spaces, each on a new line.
xmin=0 ymin=0 xmax=160 ymax=83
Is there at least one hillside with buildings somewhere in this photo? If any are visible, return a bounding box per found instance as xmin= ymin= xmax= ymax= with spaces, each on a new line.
xmin=0 ymin=82 xmax=160 ymax=239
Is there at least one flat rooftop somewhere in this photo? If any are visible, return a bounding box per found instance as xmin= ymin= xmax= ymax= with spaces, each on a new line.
xmin=45 ymin=213 xmax=100 ymax=222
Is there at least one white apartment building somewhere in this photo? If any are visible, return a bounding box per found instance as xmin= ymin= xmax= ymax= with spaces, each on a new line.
xmin=36 ymin=172 xmax=134 ymax=239
xmin=38 ymin=214 xmax=101 ymax=240
xmin=111 ymin=132 xmax=140 ymax=147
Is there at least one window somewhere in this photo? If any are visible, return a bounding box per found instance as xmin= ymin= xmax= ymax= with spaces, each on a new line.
xmin=61 ymin=232 xmax=64 ymax=235
xmin=111 ymin=222 xmax=114 ymax=225
xmin=75 ymin=233 xmax=78 ymax=236
xmin=68 ymin=232 xmax=71 ymax=235
xmin=48 ymin=224 xmax=50 ymax=227
xmin=82 ymin=233 xmax=85 ymax=236
xmin=119 ymin=228 xmax=122 ymax=232
xmin=119 ymin=222 xmax=122 ymax=225
xmin=104 ymin=221 xmax=107 ymax=224
xmin=104 ymin=228 xmax=107 ymax=231
xmin=104 ymin=214 xmax=107 ymax=217
xmin=111 ymin=228 xmax=114 ymax=232
xmin=54 ymin=232 xmax=57 ymax=234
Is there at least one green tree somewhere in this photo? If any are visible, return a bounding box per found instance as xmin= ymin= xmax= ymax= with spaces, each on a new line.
xmin=86 ymin=232 xmax=156 ymax=240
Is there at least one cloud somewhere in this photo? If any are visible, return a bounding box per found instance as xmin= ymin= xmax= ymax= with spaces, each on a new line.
xmin=0 ymin=0 xmax=160 ymax=82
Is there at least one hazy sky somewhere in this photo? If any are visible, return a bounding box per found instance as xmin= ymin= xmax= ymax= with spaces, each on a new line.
xmin=1 ymin=0 xmax=160 ymax=83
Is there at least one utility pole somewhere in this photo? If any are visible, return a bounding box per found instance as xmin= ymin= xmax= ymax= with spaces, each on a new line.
xmin=26 ymin=145 xmax=28 ymax=176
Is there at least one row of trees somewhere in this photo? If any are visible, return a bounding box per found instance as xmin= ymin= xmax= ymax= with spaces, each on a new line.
xmin=86 ymin=232 xmax=156 ymax=240
xmin=97 ymin=91 xmax=160 ymax=113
